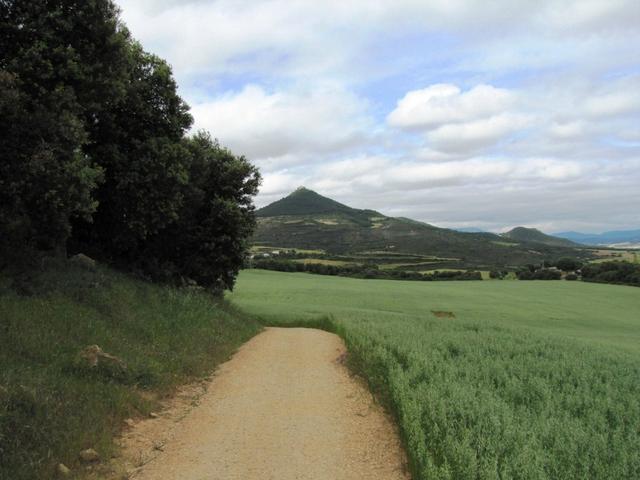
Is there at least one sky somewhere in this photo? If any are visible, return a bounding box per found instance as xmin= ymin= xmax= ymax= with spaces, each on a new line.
xmin=116 ymin=0 xmax=640 ymax=233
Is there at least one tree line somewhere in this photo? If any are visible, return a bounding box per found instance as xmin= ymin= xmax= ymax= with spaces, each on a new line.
xmin=582 ymin=261 xmax=640 ymax=287
xmin=251 ymin=258 xmax=483 ymax=281
xmin=1 ymin=1 xmax=260 ymax=291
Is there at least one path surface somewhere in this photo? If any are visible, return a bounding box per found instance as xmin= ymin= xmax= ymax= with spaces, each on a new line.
xmin=124 ymin=327 xmax=409 ymax=480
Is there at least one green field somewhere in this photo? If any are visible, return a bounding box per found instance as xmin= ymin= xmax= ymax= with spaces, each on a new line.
xmin=229 ymin=270 xmax=640 ymax=479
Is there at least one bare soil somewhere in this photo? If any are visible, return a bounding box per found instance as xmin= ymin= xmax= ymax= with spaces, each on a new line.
xmin=113 ymin=327 xmax=409 ymax=480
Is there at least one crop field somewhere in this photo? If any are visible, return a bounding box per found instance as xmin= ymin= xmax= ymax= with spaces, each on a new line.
xmin=229 ymin=270 xmax=640 ymax=479
xmin=589 ymin=249 xmax=639 ymax=264
xmin=292 ymin=258 xmax=355 ymax=266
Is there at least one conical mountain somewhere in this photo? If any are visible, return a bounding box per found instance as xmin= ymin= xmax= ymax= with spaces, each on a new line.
xmin=256 ymin=187 xmax=360 ymax=217
xmin=501 ymin=227 xmax=579 ymax=247
xmin=252 ymin=188 xmax=587 ymax=267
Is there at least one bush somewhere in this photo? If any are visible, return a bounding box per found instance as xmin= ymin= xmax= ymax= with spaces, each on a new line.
xmin=555 ymin=258 xmax=583 ymax=272
xmin=517 ymin=268 xmax=562 ymax=280
xmin=581 ymin=261 xmax=640 ymax=287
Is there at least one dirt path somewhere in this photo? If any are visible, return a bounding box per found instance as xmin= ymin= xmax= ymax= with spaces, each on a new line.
xmin=118 ymin=327 xmax=409 ymax=480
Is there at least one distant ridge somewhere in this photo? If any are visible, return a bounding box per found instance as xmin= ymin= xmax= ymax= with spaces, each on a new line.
xmin=501 ymin=227 xmax=580 ymax=247
xmin=253 ymin=188 xmax=590 ymax=267
xmin=553 ymin=229 xmax=640 ymax=246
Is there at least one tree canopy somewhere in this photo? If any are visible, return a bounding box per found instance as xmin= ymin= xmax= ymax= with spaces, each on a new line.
xmin=1 ymin=0 xmax=260 ymax=290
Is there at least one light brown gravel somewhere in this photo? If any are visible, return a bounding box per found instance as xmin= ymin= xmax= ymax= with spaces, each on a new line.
xmin=118 ymin=327 xmax=409 ymax=480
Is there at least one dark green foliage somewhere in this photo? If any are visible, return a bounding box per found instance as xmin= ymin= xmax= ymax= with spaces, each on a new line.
xmin=582 ymin=261 xmax=640 ymax=287
xmin=0 ymin=261 xmax=261 ymax=480
xmin=75 ymin=41 xmax=193 ymax=255
xmin=0 ymin=0 xmax=125 ymax=255
xmin=143 ymin=133 xmax=260 ymax=290
xmin=517 ymin=268 xmax=562 ymax=280
xmin=2 ymin=0 xmax=259 ymax=289
xmin=555 ymin=257 xmax=583 ymax=272
xmin=251 ymin=259 xmax=482 ymax=281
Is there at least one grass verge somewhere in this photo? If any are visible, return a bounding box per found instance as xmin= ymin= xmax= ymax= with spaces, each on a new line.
xmin=0 ymin=260 xmax=261 ymax=479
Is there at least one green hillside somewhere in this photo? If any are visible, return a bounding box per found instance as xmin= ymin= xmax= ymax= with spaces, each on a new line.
xmin=253 ymin=188 xmax=590 ymax=268
xmin=502 ymin=226 xmax=580 ymax=247
xmin=257 ymin=187 xmax=373 ymax=218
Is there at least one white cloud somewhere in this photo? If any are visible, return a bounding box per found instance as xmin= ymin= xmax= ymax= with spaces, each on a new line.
xmin=387 ymin=84 xmax=530 ymax=153
xmin=116 ymin=0 xmax=640 ymax=231
xmin=584 ymin=90 xmax=640 ymax=118
xmin=426 ymin=113 xmax=531 ymax=153
xmin=387 ymin=84 xmax=515 ymax=130
xmin=548 ymin=121 xmax=587 ymax=139
xmin=190 ymin=84 xmax=373 ymax=161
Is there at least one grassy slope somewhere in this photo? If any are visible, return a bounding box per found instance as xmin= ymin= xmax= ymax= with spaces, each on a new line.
xmin=502 ymin=227 xmax=580 ymax=248
xmin=229 ymin=270 xmax=640 ymax=479
xmin=0 ymin=262 xmax=261 ymax=480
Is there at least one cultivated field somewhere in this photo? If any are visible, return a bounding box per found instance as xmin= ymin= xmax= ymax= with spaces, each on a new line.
xmin=229 ymin=270 xmax=640 ymax=479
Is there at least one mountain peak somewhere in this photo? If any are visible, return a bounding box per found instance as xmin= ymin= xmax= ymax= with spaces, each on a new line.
xmin=502 ymin=226 xmax=578 ymax=247
xmin=257 ymin=188 xmax=355 ymax=217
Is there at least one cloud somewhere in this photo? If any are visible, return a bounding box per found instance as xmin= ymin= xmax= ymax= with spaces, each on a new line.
xmin=387 ymin=84 xmax=530 ymax=153
xmin=116 ymin=0 xmax=640 ymax=232
xmin=548 ymin=121 xmax=587 ymax=140
xmin=387 ymin=84 xmax=515 ymax=130
xmin=190 ymin=84 xmax=374 ymax=162
xmin=426 ymin=113 xmax=531 ymax=153
xmin=584 ymin=90 xmax=640 ymax=118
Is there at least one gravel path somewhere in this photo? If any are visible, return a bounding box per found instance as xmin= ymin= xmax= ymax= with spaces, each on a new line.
xmin=126 ymin=327 xmax=409 ymax=480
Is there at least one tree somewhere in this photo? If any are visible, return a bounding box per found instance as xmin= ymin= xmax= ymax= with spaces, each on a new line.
xmin=143 ymin=132 xmax=261 ymax=290
xmin=555 ymin=257 xmax=582 ymax=272
xmin=2 ymin=1 xmax=261 ymax=291
xmin=0 ymin=0 xmax=125 ymax=258
xmin=72 ymin=41 xmax=193 ymax=257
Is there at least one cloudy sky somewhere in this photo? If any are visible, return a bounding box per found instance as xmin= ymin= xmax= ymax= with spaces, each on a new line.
xmin=117 ymin=0 xmax=639 ymax=233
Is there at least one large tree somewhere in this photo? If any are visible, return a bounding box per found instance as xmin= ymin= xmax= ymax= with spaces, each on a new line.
xmin=73 ymin=41 xmax=193 ymax=257
xmin=2 ymin=0 xmax=260 ymax=290
xmin=144 ymin=132 xmax=260 ymax=290
xmin=0 ymin=0 xmax=127 ymax=258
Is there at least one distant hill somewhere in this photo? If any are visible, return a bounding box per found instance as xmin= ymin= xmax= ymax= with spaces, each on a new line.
xmin=257 ymin=187 xmax=374 ymax=218
xmin=553 ymin=229 xmax=640 ymax=247
xmin=253 ymin=188 xmax=590 ymax=267
xmin=501 ymin=227 xmax=580 ymax=248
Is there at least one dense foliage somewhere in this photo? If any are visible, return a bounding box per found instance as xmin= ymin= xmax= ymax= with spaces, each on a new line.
xmin=252 ymin=258 xmax=482 ymax=281
xmin=516 ymin=268 xmax=562 ymax=280
xmin=0 ymin=0 xmax=259 ymax=290
xmin=231 ymin=270 xmax=640 ymax=480
xmin=582 ymin=261 xmax=640 ymax=287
